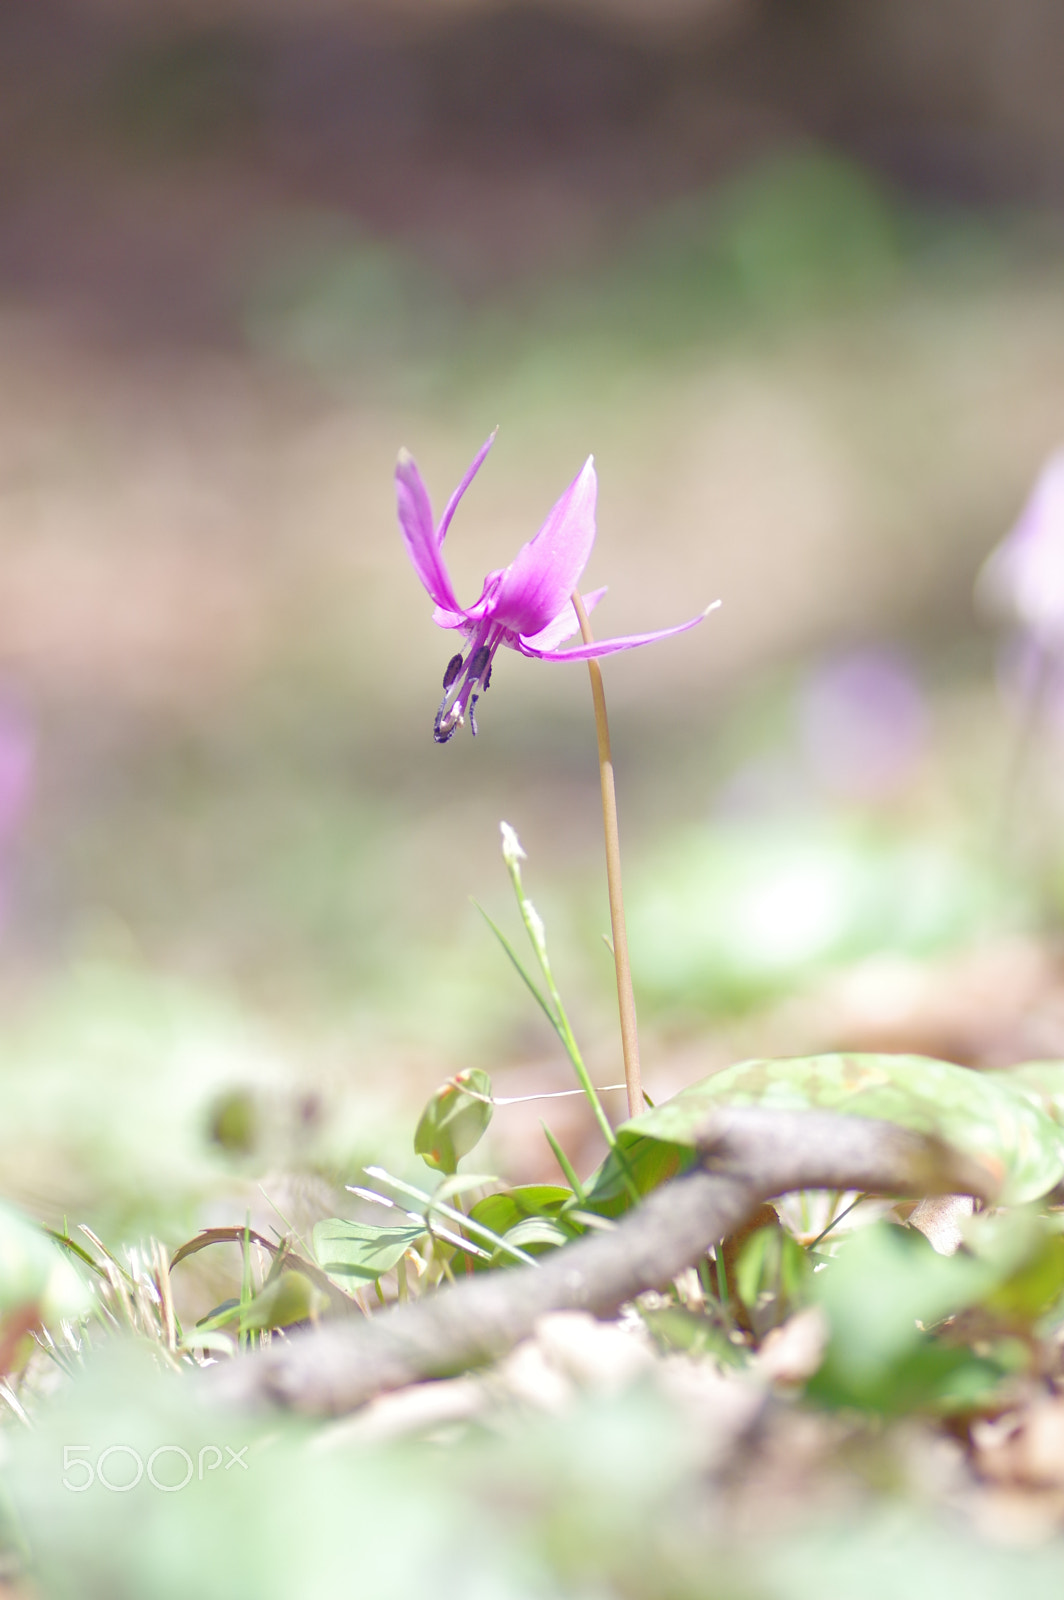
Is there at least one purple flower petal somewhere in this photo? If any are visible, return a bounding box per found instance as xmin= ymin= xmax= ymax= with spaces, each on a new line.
xmin=438 ymin=430 xmax=497 ymax=545
xmin=799 ymin=647 xmax=927 ymax=800
xmin=396 ymin=433 xmax=718 ymax=744
xmin=431 ymin=604 xmax=469 ymax=631
xmin=520 ymin=601 xmax=720 ymax=661
xmin=519 ymin=587 xmax=607 ymax=654
xmin=396 ymin=449 xmax=461 ymax=613
xmin=491 ymin=457 xmax=597 ymax=637
xmin=459 ymin=569 xmax=506 ymax=624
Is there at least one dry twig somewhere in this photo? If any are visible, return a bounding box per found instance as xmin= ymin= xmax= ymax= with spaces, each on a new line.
xmin=205 ymin=1108 xmax=992 ymax=1417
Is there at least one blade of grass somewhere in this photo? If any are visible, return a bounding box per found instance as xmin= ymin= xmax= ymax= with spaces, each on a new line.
xmin=473 ymin=900 xmax=560 ymax=1032
xmin=498 ymin=827 xmax=628 ymax=1167
xmin=540 ymin=1120 xmax=586 ymax=1204
xmin=363 ymin=1167 xmax=539 ymax=1267
xmin=807 ymin=1193 xmax=867 ymax=1251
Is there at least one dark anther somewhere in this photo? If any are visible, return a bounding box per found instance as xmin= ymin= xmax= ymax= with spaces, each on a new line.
xmin=434 ymin=695 xmax=458 ymax=744
xmin=469 ymin=694 xmax=480 ymax=738
xmin=483 ymin=662 xmax=492 ymax=692
xmin=442 ymin=652 xmax=463 ymax=691
xmin=469 ymin=645 xmax=491 ymax=679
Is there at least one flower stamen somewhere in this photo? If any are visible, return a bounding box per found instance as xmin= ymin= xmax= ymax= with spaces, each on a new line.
xmin=433 ymin=628 xmax=502 ymax=743
xmin=442 ymin=652 xmax=463 ymax=690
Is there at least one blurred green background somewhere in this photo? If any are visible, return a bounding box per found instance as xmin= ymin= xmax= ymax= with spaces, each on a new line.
xmin=3 ymin=0 xmax=1064 ymax=1243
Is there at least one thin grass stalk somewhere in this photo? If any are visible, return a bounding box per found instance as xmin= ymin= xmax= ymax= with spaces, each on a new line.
xmin=571 ymin=589 xmax=644 ymax=1118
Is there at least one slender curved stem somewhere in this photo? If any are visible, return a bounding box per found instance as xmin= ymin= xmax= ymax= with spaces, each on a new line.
xmin=571 ymin=590 xmax=644 ymax=1118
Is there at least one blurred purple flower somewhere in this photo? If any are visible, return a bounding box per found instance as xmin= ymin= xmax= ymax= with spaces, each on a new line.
xmin=994 ymin=631 xmax=1064 ymax=733
xmin=799 ymin=647 xmax=927 ymax=800
xmin=396 ymin=432 xmax=716 ymax=742
xmin=978 ymin=452 xmax=1064 ymax=649
xmin=0 ymin=701 xmax=35 ymax=933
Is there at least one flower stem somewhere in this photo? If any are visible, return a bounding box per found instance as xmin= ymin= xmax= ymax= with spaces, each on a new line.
xmin=572 ymin=590 xmax=644 ymax=1119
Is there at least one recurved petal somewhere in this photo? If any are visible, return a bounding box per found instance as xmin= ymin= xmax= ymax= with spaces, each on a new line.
xmin=491 ymin=457 xmax=597 ymax=638
xmin=431 ymin=604 xmax=470 ymax=631
xmin=396 ymin=448 xmax=461 ymax=613
xmin=518 ymin=587 xmax=607 ymax=654
xmin=438 ymin=430 xmax=497 ymax=545
xmin=519 ymin=601 xmax=720 ymax=661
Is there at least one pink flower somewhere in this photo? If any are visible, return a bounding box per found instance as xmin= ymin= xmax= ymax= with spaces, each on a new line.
xmin=395 ymin=432 xmax=716 ymax=742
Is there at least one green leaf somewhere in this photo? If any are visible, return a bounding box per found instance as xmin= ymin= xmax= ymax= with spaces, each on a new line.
xmin=312 ymin=1217 xmax=426 ymax=1287
xmin=583 ymin=1133 xmax=693 ymax=1216
xmin=629 ymin=820 xmax=1004 ymax=1013
xmin=964 ymin=1208 xmax=1064 ymax=1324
xmin=496 ymin=1218 xmax=573 ymax=1255
xmin=414 ymin=1069 xmax=494 ymax=1175
xmin=432 ymin=1173 xmax=499 ymax=1205
xmin=241 ymin=1270 xmax=329 ymax=1331
xmin=0 ymin=1201 xmax=91 ymax=1324
xmin=622 ymin=1053 xmax=1064 ymax=1205
xmin=733 ymin=1224 xmax=811 ymax=1332
xmin=991 ymin=1060 xmax=1064 ymax=1127
xmin=176 ymin=1328 xmax=236 ymax=1356
xmin=468 ymin=1185 xmax=574 ymax=1237
xmin=641 ymin=1306 xmax=747 ymax=1365
xmin=807 ymin=1221 xmax=999 ymax=1413
xmin=467 ymin=1186 xmax=578 ymax=1268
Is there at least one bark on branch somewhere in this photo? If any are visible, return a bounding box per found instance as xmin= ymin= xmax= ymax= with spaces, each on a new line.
xmin=205 ymin=1108 xmax=993 ymax=1417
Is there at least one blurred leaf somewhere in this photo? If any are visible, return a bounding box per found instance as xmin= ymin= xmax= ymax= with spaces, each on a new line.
xmin=432 ymin=1173 xmax=500 ymax=1205
xmin=414 ymin=1069 xmax=493 ymax=1176
xmin=760 ymin=1510 xmax=1064 ymax=1600
xmin=312 ymin=1218 xmax=426 ymax=1287
xmin=544 ymin=149 xmax=907 ymax=361
xmin=624 ymin=1053 xmax=1064 ymax=1205
xmin=0 ymin=1202 xmax=91 ymax=1324
xmin=995 ymin=1060 xmax=1064 ymax=1127
xmin=733 ymin=1225 xmax=811 ymax=1333
xmin=0 ymin=962 xmax=302 ymax=1242
xmin=629 ymin=821 xmax=1007 ymax=1015
xmin=244 ymin=220 xmax=462 ymax=378
xmin=176 ymin=1329 xmax=235 ymax=1357
xmin=642 ymin=1306 xmax=746 ymax=1365
xmin=806 ymin=1221 xmax=999 ymax=1412
xmin=468 ymin=1185 xmax=574 ymax=1238
xmin=493 ymin=1218 xmax=573 ymax=1256
xmin=240 ymin=1270 xmax=329 ymax=1331
xmin=963 ymin=1208 xmax=1064 ymax=1323
xmin=195 ymin=1296 xmax=240 ymax=1330
xmin=712 ymin=151 xmax=903 ymax=312
xmin=103 ymin=27 xmax=259 ymax=158
xmin=206 ymin=1088 xmax=258 ymax=1154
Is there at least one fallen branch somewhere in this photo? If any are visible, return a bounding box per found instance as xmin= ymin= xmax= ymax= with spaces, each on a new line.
xmin=205 ymin=1108 xmax=993 ymax=1416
